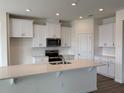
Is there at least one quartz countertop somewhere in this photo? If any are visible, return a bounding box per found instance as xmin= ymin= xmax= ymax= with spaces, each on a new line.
xmin=0 ymin=59 xmax=104 ymax=80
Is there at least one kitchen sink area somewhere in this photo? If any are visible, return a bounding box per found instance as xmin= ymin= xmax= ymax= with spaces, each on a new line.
xmin=49 ymin=61 xmax=72 ymax=65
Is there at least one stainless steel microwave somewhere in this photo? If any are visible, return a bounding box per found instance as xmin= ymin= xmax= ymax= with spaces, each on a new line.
xmin=46 ymin=38 xmax=61 ymax=47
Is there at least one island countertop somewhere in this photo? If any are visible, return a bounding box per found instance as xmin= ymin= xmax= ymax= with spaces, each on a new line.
xmin=0 ymin=59 xmax=103 ymax=80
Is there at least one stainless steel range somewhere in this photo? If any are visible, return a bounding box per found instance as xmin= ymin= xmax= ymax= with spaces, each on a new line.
xmin=45 ymin=50 xmax=62 ymax=64
xmin=45 ymin=50 xmax=71 ymax=65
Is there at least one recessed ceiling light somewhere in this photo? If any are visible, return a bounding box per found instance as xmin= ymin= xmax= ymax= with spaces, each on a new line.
xmin=72 ymin=2 xmax=77 ymax=6
xmin=56 ymin=13 xmax=60 ymax=16
xmin=79 ymin=16 xmax=83 ymax=19
xmin=26 ymin=9 xmax=31 ymax=12
xmin=99 ymin=8 xmax=104 ymax=12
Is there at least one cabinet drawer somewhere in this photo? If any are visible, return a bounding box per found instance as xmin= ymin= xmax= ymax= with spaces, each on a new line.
xmin=32 ymin=56 xmax=48 ymax=64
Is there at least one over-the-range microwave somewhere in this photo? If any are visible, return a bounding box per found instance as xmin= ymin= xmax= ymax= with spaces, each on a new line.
xmin=46 ymin=38 xmax=61 ymax=47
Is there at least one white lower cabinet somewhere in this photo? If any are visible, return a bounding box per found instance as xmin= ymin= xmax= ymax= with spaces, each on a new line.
xmin=95 ymin=56 xmax=115 ymax=78
xmin=97 ymin=62 xmax=108 ymax=75
xmin=62 ymin=55 xmax=75 ymax=62
xmin=32 ymin=56 xmax=49 ymax=64
xmin=108 ymin=62 xmax=115 ymax=78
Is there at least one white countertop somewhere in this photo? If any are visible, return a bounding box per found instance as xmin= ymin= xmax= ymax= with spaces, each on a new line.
xmin=95 ymin=55 xmax=115 ymax=59
xmin=0 ymin=59 xmax=103 ymax=80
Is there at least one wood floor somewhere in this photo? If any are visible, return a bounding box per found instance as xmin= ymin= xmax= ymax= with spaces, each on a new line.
xmin=90 ymin=74 xmax=124 ymax=93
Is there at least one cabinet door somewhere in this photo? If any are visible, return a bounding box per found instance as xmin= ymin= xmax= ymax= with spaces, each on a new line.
xmin=21 ymin=20 xmax=33 ymax=37
xmin=97 ymin=58 xmax=108 ymax=75
xmin=32 ymin=25 xmax=40 ymax=47
xmin=104 ymin=23 xmax=114 ymax=47
xmin=98 ymin=23 xmax=115 ymax=47
xmin=32 ymin=25 xmax=46 ymax=47
xmin=38 ymin=25 xmax=47 ymax=47
xmin=10 ymin=18 xmax=22 ymax=37
xmin=46 ymin=23 xmax=61 ymax=38
xmin=63 ymin=55 xmax=75 ymax=61
xmin=61 ymin=27 xmax=72 ymax=47
xmin=99 ymin=25 xmax=105 ymax=47
xmin=10 ymin=18 xmax=33 ymax=37
xmin=32 ymin=56 xmax=48 ymax=64
xmin=108 ymin=62 xmax=115 ymax=78
xmin=98 ymin=64 xmax=108 ymax=75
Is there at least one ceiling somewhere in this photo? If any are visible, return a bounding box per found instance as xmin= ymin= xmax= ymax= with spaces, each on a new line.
xmin=0 ymin=0 xmax=124 ymax=20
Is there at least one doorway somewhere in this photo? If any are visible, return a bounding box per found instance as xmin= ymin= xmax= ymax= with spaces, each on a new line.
xmin=77 ymin=33 xmax=93 ymax=60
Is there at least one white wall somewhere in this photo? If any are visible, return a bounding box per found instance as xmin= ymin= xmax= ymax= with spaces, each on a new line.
xmin=0 ymin=12 xmax=8 ymax=66
xmin=32 ymin=47 xmax=73 ymax=57
xmin=10 ymin=39 xmax=33 ymax=65
xmin=115 ymin=9 xmax=124 ymax=83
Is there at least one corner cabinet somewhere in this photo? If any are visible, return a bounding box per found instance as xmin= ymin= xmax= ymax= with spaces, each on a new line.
xmin=46 ymin=22 xmax=61 ymax=38
xmin=95 ymin=56 xmax=115 ymax=78
xmin=10 ymin=18 xmax=33 ymax=38
xmin=98 ymin=23 xmax=115 ymax=47
xmin=61 ymin=27 xmax=72 ymax=47
xmin=32 ymin=24 xmax=47 ymax=47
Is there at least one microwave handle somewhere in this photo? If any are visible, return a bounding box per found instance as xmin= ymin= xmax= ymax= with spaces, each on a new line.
xmin=58 ymin=40 xmax=61 ymax=45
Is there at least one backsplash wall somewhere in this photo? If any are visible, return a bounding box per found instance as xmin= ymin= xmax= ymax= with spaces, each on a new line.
xmin=32 ymin=47 xmax=73 ymax=57
xmin=102 ymin=47 xmax=115 ymax=56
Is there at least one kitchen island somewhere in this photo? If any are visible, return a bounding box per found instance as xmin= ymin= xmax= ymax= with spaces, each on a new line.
xmin=0 ymin=59 xmax=103 ymax=93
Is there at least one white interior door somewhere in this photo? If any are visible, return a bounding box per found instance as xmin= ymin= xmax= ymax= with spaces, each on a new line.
xmin=77 ymin=33 xmax=92 ymax=60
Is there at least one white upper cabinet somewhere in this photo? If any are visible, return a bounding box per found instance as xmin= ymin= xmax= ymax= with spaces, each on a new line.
xmin=61 ymin=27 xmax=72 ymax=47
xmin=10 ymin=18 xmax=33 ymax=38
xmin=32 ymin=24 xmax=47 ymax=47
xmin=46 ymin=22 xmax=61 ymax=38
xmin=98 ymin=23 xmax=115 ymax=47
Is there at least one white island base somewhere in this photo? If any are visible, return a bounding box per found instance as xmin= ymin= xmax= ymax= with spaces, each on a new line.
xmin=0 ymin=67 xmax=97 ymax=93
